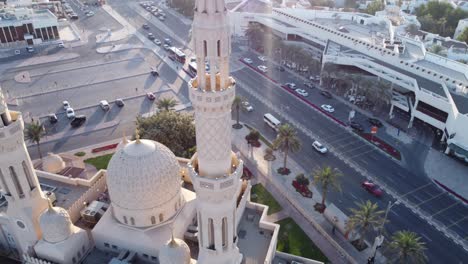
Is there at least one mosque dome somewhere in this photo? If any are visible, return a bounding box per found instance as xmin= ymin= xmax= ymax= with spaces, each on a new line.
xmin=39 ymin=203 xmax=73 ymax=243
xmin=106 ymin=139 xmax=183 ymax=227
xmin=159 ymin=237 xmax=191 ymax=264
xmin=42 ymin=153 xmax=65 ymax=173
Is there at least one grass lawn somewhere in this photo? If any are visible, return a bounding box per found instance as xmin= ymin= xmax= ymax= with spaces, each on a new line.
xmin=251 ymin=183 xmax=282 ymax=215
xmin=84 ymin=154 xmax=114 ymax=170
xmin=276 ymin=218 xmax=329 ymax=263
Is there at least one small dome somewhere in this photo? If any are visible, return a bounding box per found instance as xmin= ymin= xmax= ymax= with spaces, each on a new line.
xmin=42 ymin=153 xmax=65 ymax=173
xmin=159 ymin=237 xmax=191 ymax=264
xmin=39 ymin=204 xmax=73 ymax=243
xmin=106 ymin=139 xmax=182 ymax=227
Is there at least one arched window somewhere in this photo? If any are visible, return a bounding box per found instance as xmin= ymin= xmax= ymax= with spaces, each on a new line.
xmin=130 ymin=217 xmax=135 ymax=226
xmin=0 ymin=169 xmax=10 ymax=195
xmin=217 ymin=40 xmax=221 ymax=57
xmin=208 ymin=218 xmax=214 ymax=249
xmin=9 ymin=166 xmax=24 ymax=198
xmin=151 ymin=216 xmax=156 ymax=225
xmin=159 ymin=213 xmax=164 ymax=222
xmin=203 ymin=40 xmax=207 ymax=57
xmin=222 ymin=217 xmax=228 ymax=248
xmin=22 ymin=161 xmax=35 ymax=190
xmin=123 ymin=216 xmax=128 ymax=224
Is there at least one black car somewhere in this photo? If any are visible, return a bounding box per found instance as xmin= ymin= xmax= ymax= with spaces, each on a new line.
xmin=368 ymin=118 xmax=383 ymax=127
xmin=71 ymin=115 xmax=86 ymax=128
xmin=48 ymin=114 xmax=58 ymax=124
xmin=116 ymin=99 xmax=125 ymax=107
xmin=304 ymin=82 xmax=314 ymax=89
xmin=350 ymin=121 xmax=364 ymax=132
xmin=151 ymin=68 xmax=159 ymax=76
xmin=275 ymin=66 xmax=285 ymax=72
xmin=143 ymin=24 xmax=150 ymax=29
xmin=320 ymin=91 xmax=333 ymax=99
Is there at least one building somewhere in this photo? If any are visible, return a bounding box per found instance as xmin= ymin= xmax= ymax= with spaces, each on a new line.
xmin=0 ymin=0 xmax=325 ymax=263
xmin=230 ymin=0 xmax=468 ymax=162
xmin=0 ymin=7 xmax=59 ymax=46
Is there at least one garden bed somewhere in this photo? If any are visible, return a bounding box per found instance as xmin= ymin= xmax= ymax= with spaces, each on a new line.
xmin=251 ymin=184 xmax=282 ymax=215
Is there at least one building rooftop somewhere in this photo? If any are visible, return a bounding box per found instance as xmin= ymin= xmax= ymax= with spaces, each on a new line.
xmin=234 ymin=0 xmax=271 ymax=13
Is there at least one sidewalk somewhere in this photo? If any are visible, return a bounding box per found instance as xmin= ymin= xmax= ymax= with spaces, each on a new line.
xmin=232 ymin=122 xmax=386 ymax=264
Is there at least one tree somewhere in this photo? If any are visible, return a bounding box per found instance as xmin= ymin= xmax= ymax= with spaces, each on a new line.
xmin=388 ymin=231 xmax=428 ymax=263
xmin=156 ymin=97 xmax=177 ymax=111
xmin=273 ymin=124 xmax=301 ymax=174
xmin=366 ymin=0 xmax=384 ymax=16
xmin=312 ymin=166 xmax=342 ymax=208
xmin=457 ymin=27 xmax=468 ymax=44
xmin=295 ymin=173 xmax=310 ymax=186
xmin=232 ymin=96 xmax=243 ymax=129
xmin=430 ymin=44 xmax=444 ymax=55
xmin=347 ymin=200 xmax=385 ymax=249
xmin=415 ymin=2 xmax=468 ymax=37
xmin=406 ymin=23 xmax=419 ymax=35
xmin=136 ymin=111 xmax=196 ymax=158
xmin=245 ymin=22 xmax=264 ymax=48
xmin=24 ymin=120 xmax=45 ymax=159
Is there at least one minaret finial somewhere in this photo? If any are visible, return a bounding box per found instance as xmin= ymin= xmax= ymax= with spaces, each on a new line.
xmin=169 ymin=226 xmax=177 ymax=247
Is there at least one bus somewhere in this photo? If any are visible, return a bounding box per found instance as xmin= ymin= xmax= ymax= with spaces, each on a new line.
xmin=168 ymin=47 xmax=186 ymax=63
xmin=263 ymin=113 xmax=281 ymax=131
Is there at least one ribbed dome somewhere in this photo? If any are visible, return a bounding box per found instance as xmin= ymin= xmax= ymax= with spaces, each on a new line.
xmin=42 ymin=153 xmax=65 ymax=173
xmin=159 ymin=237 xmax=191 ymax=264
xmin=106 ymin=139 xmax=182 ymax=227
xmin=39 ymin=205 xmax=73 ymax=243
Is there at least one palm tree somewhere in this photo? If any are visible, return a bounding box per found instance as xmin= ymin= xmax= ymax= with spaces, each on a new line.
xmin=312 ymin=166 xmax=342 ymax=209
xmin=24 ymin=120 xmax=45 ymax=159
xmin=346 ymin=200 xmax=385 ymax=249
xmin=157 ymin=97 xmax=177 ymax=111
xmin=388 ymin=231 xmax=428 ymax=264
xmin=232 ymin=96 xmax=243 ymax=129
xmin=273 ymin=124 xmax=301 ymax=174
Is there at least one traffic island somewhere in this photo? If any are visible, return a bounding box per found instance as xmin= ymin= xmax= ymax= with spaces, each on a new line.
xmin=358 ymin=133 xmax=402 ymax=160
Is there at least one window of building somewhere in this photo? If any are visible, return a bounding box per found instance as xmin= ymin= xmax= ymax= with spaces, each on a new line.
xmin=203 ymin=40 xmax=207 ymax=57
xmin=159 ymin=213 xmax=164 ymax=222
xmin=112 ymin=245 xmax=118 ymax=250
xmin=104 ymin=243 xmax=110 ymax=248
xmin=9 ymin=166 xmax=24 ymax=198
xmin=151 ymin=256 xmax=158 ymax=261
xmin=222 ymin=217 xmax=227 ymax=248
xmin=151 ymin=216 xmax=156 ymax=225
xmin=143 ymin=254 xmax=149 ymax=258
xmin=123 ymin=216 xmax=128 ymax=224
xmin=22 ymin=161 xmax=35 ymax=190
xmin=208 ymin=218 xmax=214 ymax=249
xmin=77 ymin=251 xmax=81 ymax=258
xmin=217 ymin=40 xmax=221 ymax=57
xmin=198 ymin=213 xmax=203 ymax=247
xmin=72 ymin=257 xmax=76 ymax=264
xmin=130 ymin=217 xmax=135 ymax=226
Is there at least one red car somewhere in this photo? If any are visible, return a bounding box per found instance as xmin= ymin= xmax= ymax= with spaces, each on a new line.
xmin=361 ymin=180 xmax=383 ymax=197
xmin=146 ymin=93 xmax=156 ymax=100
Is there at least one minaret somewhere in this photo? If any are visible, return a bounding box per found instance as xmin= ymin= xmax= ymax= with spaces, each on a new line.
xmin=188 ymin=0 xmax=243 ymax=263
xmin=0 ymin=88 xmax=48 ymax=257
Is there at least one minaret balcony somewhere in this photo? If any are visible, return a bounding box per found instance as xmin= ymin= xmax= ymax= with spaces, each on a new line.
xmin=0 ymin=111 xmax=24 ymax=140
xmin=189 ymin=73 xmax=236 ymax=92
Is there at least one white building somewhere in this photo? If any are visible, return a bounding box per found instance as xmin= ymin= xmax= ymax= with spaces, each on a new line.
xmin=230 ymin=0 xmax=468 ymax=162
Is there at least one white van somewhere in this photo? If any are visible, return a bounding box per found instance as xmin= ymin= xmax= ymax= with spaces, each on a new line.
xmin=264 ymin=113 xmax=281 ymax=131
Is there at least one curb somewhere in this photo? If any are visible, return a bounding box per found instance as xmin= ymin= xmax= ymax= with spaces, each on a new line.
xmin=433 ymin=179 xmax=468 ymax=204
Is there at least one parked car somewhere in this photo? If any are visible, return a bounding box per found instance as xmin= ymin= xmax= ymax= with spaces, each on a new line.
xmin=154 ymin=39 xmax=161 ymax=45
xmin=147 ymin=33 xmax=155 ymax=40
xmin=321 ymin=104 xmax=335 ymax=113
xmin=115 ymin=99 xmax=125 ymax=107
xmin=70 ymin=115 xmax=86 ymax=128
xmin=48 ymin=114 xmax=58 ymax=124
xmin=26 ymin=47 xmax=34 ymax=53
xmin=320 ymin=91 xmax=333 ymax=99
xmin=349 ymin=121 xmax=364 ymax=132
xmin=163 ymin=44 xmax=170 ymax=50
xmin=58 ymin=42 xmax=65 ymax=48
xmin=147 ymin=93 xmax=156 ymax=100
xmin=143 ymin=24 xmax=150 ymax=29
xmin=275 ymin=66 xmax=285 ymax=72
xmin=295 ymin=88 xmax=309 ymax=97
xmin=70 ymin=13 xmax=79 ymax=19
xmin=151 ymin=67 xmax=159 ymax=76
xmin=368 ymin=118 xmax=383 ymax=127
xmin=85 ymin=11 xmax=94 ymax=17
xmin=66 ymin=107 xmax=75 ymax=118
xmin=258 ymin=55 xmax=267 ymax=62
xmin=242 ymin=101 xmax=253 ymax=112
xmin=99 ymin=100 xmax=110 ymax=111
xmin=285 ymin=83 xmax=296 ymax=89
xmin=243 ymin=58 xmax=253 ymax=64
xmin=312 ymin=141 xmax=327 ymax=154
xmin=63 ymin=101 xmax=71 ymax=109
xmin=304 ymin=82 xmax=314 ymax=89
xmin=361 ymin=180 xmax=383 ymax=197
xmin=257 ymin=65 xmax=268 ymax=73
xmin=14 ymin=49 xmax=21 ymax=55
xmin=158 ymin=16 xmax=165 ymax=21
xmin=164 ymin=38 xmax=172 ymax=45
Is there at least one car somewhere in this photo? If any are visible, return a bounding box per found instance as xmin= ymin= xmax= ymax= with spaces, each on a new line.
xmin=48 ymin=114 xmax=58 ymax=124
xmin=368 ymin=118 xmax=383 ymax=127
xmin=304 ymin=82 xmax=314 ymax=89
xmin=285 ymin=83 xmax=296 ymax=89
xmin=349 ymin=121 xmax=364 ymax=132
xmin=14 ymin=49 xmax=20 ymax=55
xmin=151 ymin=68 xmax=159 ymax=76
xmin=242 ymin=101 xmax=253 ymax=112
xmin=164 ymin=38 xmax=172 ymax=45
xmin=158 ymin=16 xmax=165 ymax=21
xmin=312 ymin=141 xmax=328 ymax=154
xmin=295 ymin=89 xmax=309 ymax=97
xmin=320 ymin=90 xmax=333 ymax=99
xmin=361 ymin=180 xmax=383 ymax=197
xmin=70 ymin=115 xmax=86 ymax=128
xmin=163 ymin=44 xmax=170 ymax=50
xmin=257 ymin=65 xmax=268 ymax=73
xmin=275 ymin=65 xmax=285 ymax=72
xmin=99 ymin=100 xmax=110 ymax=111
xmin=147 ymin=33 xmax=155 ymax=40
xmin=58 ymin=42 xmax=65 ymax=48
xmin=63 ymin=101 xmax=71 ymax=109
xmin=154 ymin=39 xmax=161 ymax=45
xmin=26 ymin=47 xmax=34 ymax=53
xmin=66 ymin=107 xmax=75 ymax=119
xmin=321 ymin=104 xmax=335 ymax=113
xmin=115 ymin=99 xmax=125 ymax=107
xmin=85 ymin=11 xmax=94 ymax=17
xmin=70 ymin=13 xmax=78 ymax=19
xmin=243 ymin=58 xmax=253 ymax=64
xmin=143 ymin=24 xmax=150 ymax=29
xmin=258 ymin=55 xmax=267 ymax=62
xmin=147 ymin=93 xmax=156 ymax=100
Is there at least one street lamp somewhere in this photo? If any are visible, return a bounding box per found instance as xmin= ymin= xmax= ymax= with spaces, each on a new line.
xmin=369 ymin=200 xmax=401 ymax=263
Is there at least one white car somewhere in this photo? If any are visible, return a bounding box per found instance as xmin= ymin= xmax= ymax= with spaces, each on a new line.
xmin=163 ymin=44 xmax=170 ymax=50
xmin=63 ymin=101 xmax=71 ymax=110
xmin=257 ymin=65 xmax=268 ymax=73
xmin=14 ymin=49 xmax=21 ymax=55
xmin=258 ymin=55 xmax=267 ymax=62
xmin=85 ymin=11 xmax=94 ymax=17
xmin=58 ymin=42 xmax=65 ymax=48
xmin=66 ymin=108 xmax=75 ymax=119
xmin=243 ymin=58 xmax=253 ymax=64
xmin=321 ymin=104 xmax=335 ymax=113
xmin=242 ymin=101 xmax=253 ymax=112
xmin=285 ymin=83 xmax=296 ymax=89
xmin=312 ymin=141 xmax=328 ymax=154
xmin=154 ymin=39 xmax=162 ymax=45
xmin=99 ymin=100 xmax=110 ymax=111
xmin=295 ymin=89 xmax=309 ymax=97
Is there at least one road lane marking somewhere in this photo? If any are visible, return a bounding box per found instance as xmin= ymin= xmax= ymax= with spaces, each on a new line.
xmin=431 ymin=201 xmax=461 ymax=217
xmin=421 ymin=233 xmax=433 ymax=242
xmin=350 ymin=193 xmax=358 ymax=200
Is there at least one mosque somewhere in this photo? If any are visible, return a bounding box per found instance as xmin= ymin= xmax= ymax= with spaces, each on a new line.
xmin=0 ymin=0 xmax=319 ymax=263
